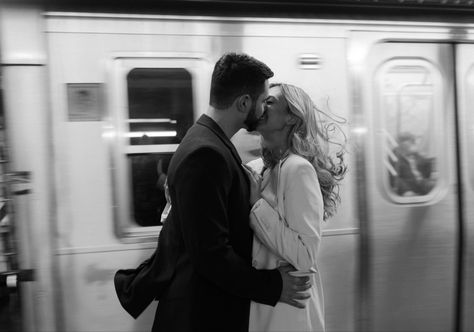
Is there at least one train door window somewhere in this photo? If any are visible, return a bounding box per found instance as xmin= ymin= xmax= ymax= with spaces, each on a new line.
xmin=376 ymin=59 xmax=444 ymax=204
xmin=109 ymin=55 xmax=208 ymax=239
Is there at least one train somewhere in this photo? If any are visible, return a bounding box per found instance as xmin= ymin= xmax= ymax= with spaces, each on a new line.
xmin=0 ymin=1 xmax=473 ymax=331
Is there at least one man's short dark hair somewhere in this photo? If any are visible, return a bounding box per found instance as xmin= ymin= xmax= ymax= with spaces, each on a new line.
xmin=209 ymin=53 xmax=274 ymax=109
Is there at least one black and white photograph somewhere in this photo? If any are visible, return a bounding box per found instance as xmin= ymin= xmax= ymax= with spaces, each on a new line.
xmin=0 ymin=1 xmax=473 ymax=332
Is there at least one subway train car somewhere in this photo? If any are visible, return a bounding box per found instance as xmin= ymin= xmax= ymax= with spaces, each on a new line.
xmin=0 ymin=1 xmax=473 ymax=331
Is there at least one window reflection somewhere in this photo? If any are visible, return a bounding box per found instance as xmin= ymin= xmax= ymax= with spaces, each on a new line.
xmin=388 ymin=132 xmax=436 ymax=196
xmin=379 ymin=63 xmax=439 ymax=198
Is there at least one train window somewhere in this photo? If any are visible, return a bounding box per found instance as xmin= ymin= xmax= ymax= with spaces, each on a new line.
xmin=125 ymin=68 xmax=193 ymax=227
xmin=376 ymin=60 xmax=443 ymax=203
xmin=109 ymin=55 xmax=208 ymax=239
xmin=127 ymin=68 xmax=193 ymax=146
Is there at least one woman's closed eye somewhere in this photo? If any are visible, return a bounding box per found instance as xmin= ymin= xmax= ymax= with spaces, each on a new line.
xmin=265 ymin=97 xmax=275 ymax=105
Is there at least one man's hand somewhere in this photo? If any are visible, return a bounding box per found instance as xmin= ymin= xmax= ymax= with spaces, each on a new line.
xmin=277 ymin=265 xmax=311 ymax=309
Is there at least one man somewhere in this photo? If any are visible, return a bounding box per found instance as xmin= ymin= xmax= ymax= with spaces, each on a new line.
xmin=152 ymin=53 xmax=311 ymax=332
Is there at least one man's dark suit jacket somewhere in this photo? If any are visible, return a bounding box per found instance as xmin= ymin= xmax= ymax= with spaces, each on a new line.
xmin=152 ymin=114 xmax=282 ymax=332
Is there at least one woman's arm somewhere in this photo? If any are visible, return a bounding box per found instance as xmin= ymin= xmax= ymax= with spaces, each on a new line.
xmin=250 ymin=160 xmax=323 ymax=271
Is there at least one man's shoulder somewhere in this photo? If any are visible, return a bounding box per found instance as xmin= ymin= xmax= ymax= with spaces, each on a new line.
xmin=178 ymin=123 xmax=223 ymax=152
xmin=172 ymin=128 xmax=232 ymax=171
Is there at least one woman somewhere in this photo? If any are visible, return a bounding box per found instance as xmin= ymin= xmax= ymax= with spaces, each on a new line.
xmin=245 ymin=83 xmax=346 ymax=332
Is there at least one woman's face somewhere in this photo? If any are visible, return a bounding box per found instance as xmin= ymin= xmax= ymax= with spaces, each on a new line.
xmin=256 ymin=85 xmax=292 ymax=135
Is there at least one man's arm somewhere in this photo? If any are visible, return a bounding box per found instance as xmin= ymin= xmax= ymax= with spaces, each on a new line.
xmin=173 ymin=147 xmax=282 ymax=305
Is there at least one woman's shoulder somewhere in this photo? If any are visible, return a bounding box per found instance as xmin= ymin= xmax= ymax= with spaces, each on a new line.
xmin=283 ymin=155 xmax=322 ymax=196
xmin=283 ymin=153 xmax=314 ymax=171
xmin=282 ymin=153 xmax=319 ymax=182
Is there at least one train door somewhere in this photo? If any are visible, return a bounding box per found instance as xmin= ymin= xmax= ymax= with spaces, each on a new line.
xmin=351 ymin=34 xmax=471 ymax=332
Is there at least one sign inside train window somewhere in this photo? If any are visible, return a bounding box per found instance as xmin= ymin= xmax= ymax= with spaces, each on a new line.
xmin=67 ymin=83 xmax=103 ymax=121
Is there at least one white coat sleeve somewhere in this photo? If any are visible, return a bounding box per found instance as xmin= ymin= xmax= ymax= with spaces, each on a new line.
xmin=250 ymin=162 xmax=323 ymax=271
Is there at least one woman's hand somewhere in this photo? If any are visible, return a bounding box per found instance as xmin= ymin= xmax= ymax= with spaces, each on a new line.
xmin=242 ymin=164 xmax=262 ymax=206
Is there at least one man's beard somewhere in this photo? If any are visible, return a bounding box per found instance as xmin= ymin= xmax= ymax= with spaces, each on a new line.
xmin=244 ymin=101 xmax=260 ymax=132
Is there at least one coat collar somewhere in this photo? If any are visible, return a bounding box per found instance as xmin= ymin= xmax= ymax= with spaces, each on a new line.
xmin=196 ymin=114 xmax=243 ymax=166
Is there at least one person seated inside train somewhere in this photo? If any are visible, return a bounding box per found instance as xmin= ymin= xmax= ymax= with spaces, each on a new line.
xmin=130 ymin=135 xmax=170 ymax=226
xmin=389 ymin=132 xmax=436 ymax=196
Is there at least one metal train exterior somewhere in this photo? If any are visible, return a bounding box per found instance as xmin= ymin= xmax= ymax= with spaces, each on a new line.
xmin=0 ymin=3 xmax=473 ymax=332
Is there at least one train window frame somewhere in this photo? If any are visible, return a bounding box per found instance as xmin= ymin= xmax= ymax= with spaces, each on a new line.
xmin=374 ymin=58 xmax=448 ymax=205
xmin=106 ymin=53 xmax=209 ymax=241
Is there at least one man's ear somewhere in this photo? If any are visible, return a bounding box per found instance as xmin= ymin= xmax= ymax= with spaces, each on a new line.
xmin=236 ymin=94 xmax=251 ymax=113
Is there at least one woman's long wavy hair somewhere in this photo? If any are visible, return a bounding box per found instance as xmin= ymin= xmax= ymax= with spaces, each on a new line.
xmin=263 ymin=83 xmax=347 ymax=220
